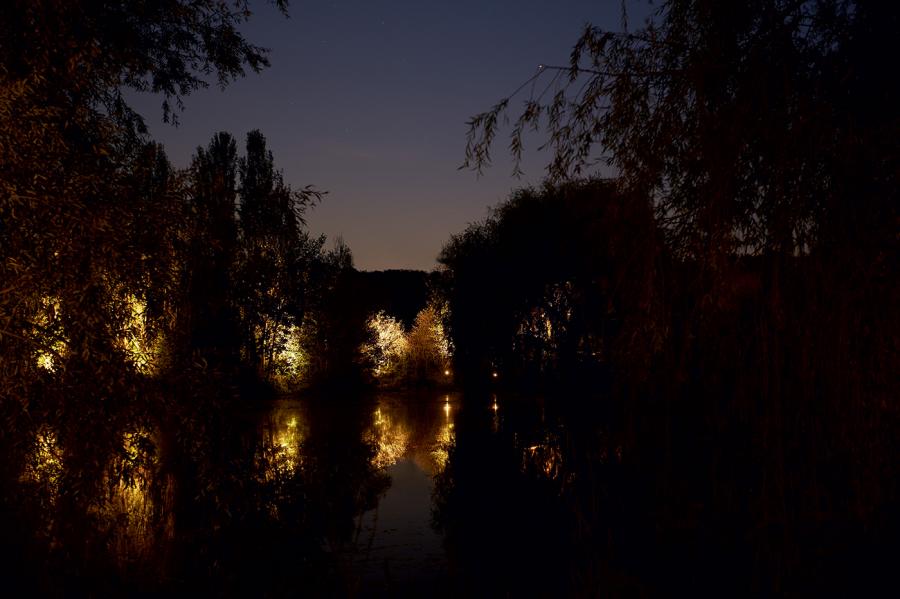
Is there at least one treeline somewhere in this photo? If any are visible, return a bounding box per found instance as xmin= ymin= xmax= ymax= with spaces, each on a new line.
xmin=444 ymin=0 xmax=899 ymax=590
xmin=437 ymin=173 xmax=898 ymax=592
xmin=0 ymin=3 xmax=384 ymax=589
xmin=439 ymin=179 xmax=662 ymax=388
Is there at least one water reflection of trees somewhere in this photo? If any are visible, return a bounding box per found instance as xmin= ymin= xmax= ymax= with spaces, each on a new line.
xmin=1 ymin=395 xmax=404 ymax=595
xmin=432 ymin=395 xmax=572 ymax=596
xmin=363 ymin=394 xmax=457 ymax=475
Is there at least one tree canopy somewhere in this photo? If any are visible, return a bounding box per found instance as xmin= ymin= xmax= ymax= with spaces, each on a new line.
xmin=464 ymin=0 xmax=898 ymax=261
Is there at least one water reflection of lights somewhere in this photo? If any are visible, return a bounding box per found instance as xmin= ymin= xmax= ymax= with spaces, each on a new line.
xmin=432 ymin=398 xmax=455 ymax=471
xmin=269 ymin=411 xmax=304 ymax=476
xmin=366 ymin=397 xmax=457 ymax=474
xmin=23 ymin=425 xmax=169 ymax=563
xmin=98 ymin=428 xmax=166 ymax=561
xmin=431 ymin=421 xmax=455 ymax=471
xmin=367 ymin=405 xmax=409 ymax=470
xmin=491 ymin=395 xmax=500 ymax=433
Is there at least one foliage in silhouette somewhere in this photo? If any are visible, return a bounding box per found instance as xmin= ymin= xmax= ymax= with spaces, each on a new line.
xmin=439 ymin=179 xmax=664 ymax=388
xmin=455 ymin=0 xmax=898 ymax=592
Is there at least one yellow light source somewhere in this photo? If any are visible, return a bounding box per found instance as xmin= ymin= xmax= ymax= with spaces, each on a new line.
xmin=444 ymin=369 xmax=450 ymax=376
xmin=492 ymin=371 xmax=498 ymax=378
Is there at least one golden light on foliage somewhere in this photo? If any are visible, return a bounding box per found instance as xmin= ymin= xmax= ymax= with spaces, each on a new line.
xmin=362 ymin=302 xmax=452 ymax=384
xmin=408 ymin=304 xmax=451 ymax=364
xmin=271 ymin=323 xmax=309 ymax=389
xmin=120 ymin=295 xmax=161 ymax=374
xmin=22 ymin=426 xmax=63 ymax=494
xmin=363 ymin=311 xmax=408 ymax=378
xmin=34 ymin=296 xmax=67 ymax=372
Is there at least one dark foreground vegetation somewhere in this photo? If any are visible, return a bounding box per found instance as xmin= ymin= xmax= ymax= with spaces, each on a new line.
xmin=1 ymin=0 xmax=897 ymax=596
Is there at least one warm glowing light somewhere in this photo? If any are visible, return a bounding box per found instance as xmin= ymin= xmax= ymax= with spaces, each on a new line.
xmin=363 ymin=311 xmax=408 ymax=377
xmin=522 ymin=434 xmax=564 ymax=481
xmin=431 ymin=418 xmax=456 ymax=472
xmin=367 ymin=404 xmax=409 ymax=469
xmin=444 ymin=369 xmax=450 ymax=376
xmin=120 ymin=294 xmax=160 ymax=374
xmin=492 ymin=371 xmax=498 ymax=378
xmin=94 ymin=427 xmax=165 ymax=563
xmin=34 ymin=296 xmax=67 ymax=371
xmin=271 ymin=322 xmax=310 ymax=389
xmin=23 ymin=427 xmax=63 ymax=492
xmin=260 ymin=409 xmax=306 ymax=479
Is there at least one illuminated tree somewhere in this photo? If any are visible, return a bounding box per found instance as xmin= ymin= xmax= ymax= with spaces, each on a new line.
xmin=362 ymin=311 xmax=409 ymax=381
xmin=406 ymin=303 xmax=452 ymax=384
xmin=232 ymin=130 xmax=322 ymax=379
xmin=0 ymin=0 xmax=296 ymax=560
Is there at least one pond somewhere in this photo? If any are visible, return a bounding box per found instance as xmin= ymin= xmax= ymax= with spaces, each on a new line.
xmin=8 ymin=391 xmax=598 ymax=596
xmin=8 ymin=388 xmax=876 ymax=596
xmin=252 ymin=391 xmax=579 ymax=596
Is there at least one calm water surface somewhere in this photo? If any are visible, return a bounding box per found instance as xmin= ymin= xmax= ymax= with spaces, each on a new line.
xmin=16 ymin=388 xmax=871 ymax=596
xmin=11 ymin=390 xmax=634 ymax=595
xmin=255 ymin=392 xmax=572 ymax=595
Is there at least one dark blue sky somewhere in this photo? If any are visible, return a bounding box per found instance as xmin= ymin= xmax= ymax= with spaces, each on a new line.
xmin=130 ymin=1 xmax=650 ymax=271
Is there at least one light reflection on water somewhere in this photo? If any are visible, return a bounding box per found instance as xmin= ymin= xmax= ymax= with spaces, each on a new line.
xmin=257 ymin=402 xmax=307 ymax=479
xmin=16 ymin=391 xmax=577 ymax=593
xmin=350 ymin=394 xmax=460 ymax=589
xmin=367 ymin=405 xmax=410 ymax=470
xmin=364 ymin=394 xmax=457 ymax=475
xmin=22 ymin=425 xmax=173 ymax=567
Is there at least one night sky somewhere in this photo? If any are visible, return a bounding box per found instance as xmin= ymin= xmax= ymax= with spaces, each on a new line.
xmin=129 ymin=1 xmax=647 ymax=271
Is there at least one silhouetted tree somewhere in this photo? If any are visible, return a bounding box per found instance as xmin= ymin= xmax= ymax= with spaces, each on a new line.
xmin=465 ymin=1 xmax=897 ymax=263
xmin=235 ymin=130 xmax=320 ymax=378
xmin=179 ymin=132 xmax=242 ymax=371
xmin=460 ymin=2 xmax=899 ymax=590
xmin=439 ymin=179 xmax=664 ymax=387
